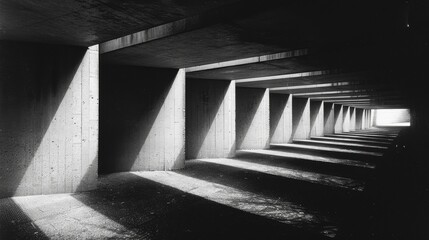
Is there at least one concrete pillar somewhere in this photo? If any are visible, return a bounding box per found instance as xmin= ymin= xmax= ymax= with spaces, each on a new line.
xmin=342 ymin=106 xmax=351 ymax=132
xmin=100 ymin=66 xmax=185 ymax=172
xmin=186 ymin=79 xmax=236 ymax=159
xmin=366 ymin=109 xmax=371 ymax=128
xmin=355 ymin=108 xmax=364 ymax=130
xmin=334 ymin=104 xmax=344 ymax=133
xmin=270 ymin=93 xmax=292 ymax=143
xmin=368 ymin=109 xmax=373 ymax=128
xmin=292 ymin=97 xmax=310 ymax=139
xmin=0 ymin=42 xmax=99 ymax=198
xmin=323 ymin=102 xmax=335 ymax=135
xmin=362 ymin=109 xmax=367 ymax=129
xmin=236 ymin=88 xmax=270 ymax=150
xmin=310 ymin=100 xmax=324 ymax=137
xmin=350 ymin=107 xmax=356 ymax=131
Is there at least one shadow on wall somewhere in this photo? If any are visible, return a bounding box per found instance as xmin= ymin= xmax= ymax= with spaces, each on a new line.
xmin=333 ymin=104 xmax=343 ymax=132
xmin=186 ymin=79 xmax=235 ymax=159
xmin=236 ymin=87 xmax=269 ymax=150
xmin=323 ymin=102 xmax=334 ymax=134
xmin=270 ymin=94 xmax=292 ymax=143
xmin=291 ymin=97 xmax=308 ymax=139
xmin=100 ymin=65 xmax=184 ymax=173
xmin=310 ymin=100 xmax=323 ymax=136
xmin=0 ymin=41 xmax=87 ymax=198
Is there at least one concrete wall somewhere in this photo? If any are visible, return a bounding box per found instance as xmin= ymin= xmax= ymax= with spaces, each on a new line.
xmin=371 ymin=109 xmax=410 ymax=126
xmin=324 ymin=102 xmax=335 ymax=135
xmin=334 ymin=104 xmax=344 ymax=133
xmin=0 ymin=41 xmax=98 ymax=198
xmin=342 ymin=106 xmax=351 ymax=132
xmin=355 ymin=108 xmax=364 ymax=130
xmin=186 ymin=79 xmax=235 ymax=159
xmin=292 ymin=97 xmax=310 ymax=139
xmin=369 ymin=109 xmax=372 ymax=128
xmin=362 ymin=109 xmax=367 ymax=129
xmin=236 ymin=88 xmax=270 ymax=150
xmin=100 ymin=66 xmax=185 ymax=173
xmin=350 ymin=107 xmax=356 ymax=131
xmin=270 ymin=93 xmax=293 ymax=143
xmin=310 ymin=100 xmax=324 ymax=137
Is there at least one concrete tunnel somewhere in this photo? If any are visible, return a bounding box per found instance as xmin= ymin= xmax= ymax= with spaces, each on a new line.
xmin=0 ymin=1 xmax=428 ymax=239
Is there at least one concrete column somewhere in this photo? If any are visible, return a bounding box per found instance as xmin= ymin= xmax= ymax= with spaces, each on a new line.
xmin=368 ymin=109 xmax=373 ymax=128
xmin=236 ymin=88 xmax=270 ymax=150
xmin=334 ymin=104 xmax=344 ymax=133
xmin=365 ymin=109 xmax=371 ymax=129
xmin=186 ymin=79 xmax=236 ymax=159
xmin=355 ymin=108 xmax=364 ymax=130
xmin=323 ymin=102 xmax=335 ymax=135
xmin=100 ymin=66 xmax=185 ymax=172
xmin=270 ymin=93 xmax=292 ymax=143
xmin=310 ymin=100 xmax=324 ymax=137
xmin=350 ymin=107 xmax=356 ymax=131
xmin=292 ymin=97 xmax=310 ymax=139
xmin=342 ymin=106 xmax=351 ymax=132
xmin=362 ymin=109 xmax=367 ymax=129
xmin=0 ymin=42 xmax=99 ymax=198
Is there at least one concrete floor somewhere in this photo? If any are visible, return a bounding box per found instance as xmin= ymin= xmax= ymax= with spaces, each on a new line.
xmin=0 ymin=128 xmax=400 ymax=239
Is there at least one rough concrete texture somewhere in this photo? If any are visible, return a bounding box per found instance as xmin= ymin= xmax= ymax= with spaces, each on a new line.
xmin=342 ymin=106 xmax=351 ymax=132
xmin=310 ymin=100 xmax=324 ymax=137
xmin=292 ymin=97 xmax=311 ymax=139
xmin=0 ymin=128 xmax=400 ymax=239
xmin=334 ymin=104 xmax=344 ymax=134
xmin=100 ymin=66 xmax=185 ymax=173
xmin=324 ymin=102 xmax=335 ymax=135
xmin=270 ymin=93 xmax=293 ymax=144
xmin=236 ymin=88 xmax=270 ymax=150
xmin=0 ymin=41 xmax=98 ymax=198
xmin=186 ymin=79 xmax=235 ymax=159
xmin=350 ymin=107 xmax=356 ymax=131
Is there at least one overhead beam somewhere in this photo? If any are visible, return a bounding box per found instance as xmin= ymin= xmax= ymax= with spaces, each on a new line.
xmin=293 ymin=90 xmax=402 ymax=98
xmin=235 ymin=69 xmax=335 ymax=83
xmin=270 ymin=82 xmax=393 ymax=95
xmin=186 ymin=49 xmax=309 ymax=72
xmin=235 ymin=70 xmax=379 ymax=88
xmin=100 ymin=15 xmax=209 ymax=54
xmin=100 ymin=1 xmax=254 ymax=54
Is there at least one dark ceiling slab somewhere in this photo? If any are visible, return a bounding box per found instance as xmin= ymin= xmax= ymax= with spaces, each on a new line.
xmin=186 ymin=46 xmax=384 ymax=80
xmin=270 ymin=83 xmax=393 ymax=95
xmin=100 ymin=0 xmax=406 ymax=68
xmin=0 ymin=0 xmax=240 ymax=46
xmin=101 ymin=22 xmax=289 ymax=68
xmin=235 ymin=71 xmax=380 ymax=89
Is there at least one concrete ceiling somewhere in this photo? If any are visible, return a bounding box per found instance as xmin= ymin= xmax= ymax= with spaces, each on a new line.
xmin=2 ymin=0 xmax=428 ymax=109
xmin=0 ymin=0 xmax=241 ymax=46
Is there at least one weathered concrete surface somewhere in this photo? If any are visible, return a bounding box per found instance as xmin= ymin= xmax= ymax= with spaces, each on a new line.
xmin=350 ymin=107 xmax=356 ymax=131
xmin=342 ymin=106 xmax=351 ymax=132
xmin=0 ymin=128 xmax=399 ymax=239
xmin=292 ymin=97 xmax=310 ymax=140
xmin=0 ymin=0 xmax=240 ymax=46
xmin=324 ymin=102 xmax=335 ymax=135
xmin=186 ymin=79 xmax=235 ymax=159
xmin=270 ymin=93 xmax=293 ymax=143
xmin=355 ymin=108 xmax=364 ymax=130
xmin=236 ymin=88 xmax=270 ymax=150
xmin=100 ymin=66 xmax=185 ymax=173
xmin=0 ymin=41 xmax=98 ymax=198
xmin=334 ymin=104 xmax=344 ymax=134
xmin=310 ymin=100 xmax=324 ymax=137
